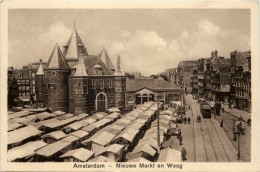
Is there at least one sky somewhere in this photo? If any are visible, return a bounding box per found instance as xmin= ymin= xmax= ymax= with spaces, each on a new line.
xmin=8 ymin=9 xmax=250 ymax=76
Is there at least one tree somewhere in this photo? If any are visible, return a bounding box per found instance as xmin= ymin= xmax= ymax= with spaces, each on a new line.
xmin=124 ymin=72 xmax=135 ymax=79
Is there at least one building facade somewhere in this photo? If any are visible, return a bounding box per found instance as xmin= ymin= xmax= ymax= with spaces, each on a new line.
xmin=177 ymin=60 xmax=198 ymax=92
xmin=230 ymin=50 xmax=251 ymax=112
xmin=125 ymin=77 xmax=183 ymax=110
xmin=34 ymin=27 xmax=126 ymax=114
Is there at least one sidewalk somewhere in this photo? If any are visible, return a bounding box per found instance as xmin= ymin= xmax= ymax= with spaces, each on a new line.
xmin=222 ymin=104 xmax=251 ymax=122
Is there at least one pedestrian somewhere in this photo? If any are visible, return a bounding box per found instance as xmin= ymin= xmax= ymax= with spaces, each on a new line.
xmin=179 ymin=135 xmax=183 ymax=146
xmin=181 ymin=147 xmax=187 ymax=161
xmin=188 ymin=117 xmax=191 ymax=124
xmin=178 ymin=129 xmax=182 ymax=139
xmin=220 ymin=120 xmax=223 ymax=128
xmin=184 ymin=117 xmax=187 ymax=124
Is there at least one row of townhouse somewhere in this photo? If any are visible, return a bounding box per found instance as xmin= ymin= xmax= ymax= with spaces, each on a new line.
xmin=190 ymin=50 xmax=251 ymax=112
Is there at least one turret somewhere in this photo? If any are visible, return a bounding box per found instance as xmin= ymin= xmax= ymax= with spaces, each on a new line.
xmin=100 ymin=47 xmax=115 ymax=72
xmin=44 ymin=44 xmax=70 ymax=112
xmin=35 ymin=59 xmax=45 ymax=108
xmin=113 ymin=55 xmax=126 ymax=110
xmin=64 ymin=26 xmax=88 ymax=68
xmin=69 ymin=54 xmax=89 ymax=115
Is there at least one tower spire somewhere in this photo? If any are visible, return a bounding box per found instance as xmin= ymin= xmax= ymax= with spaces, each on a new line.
xmin=75 ymin=54 xmax=88 ymax=76
xmin=36 ymin=59 xmax=44 ymax=75
xmin=114 ymin=54 xmax=124 ymax=76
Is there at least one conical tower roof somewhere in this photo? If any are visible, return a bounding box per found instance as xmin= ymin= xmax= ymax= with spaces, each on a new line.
xmin=74 ymin=55 xmax=88 ymax=76
xmin=100 ymin=47 xmax=115 ymax=71
xmin=36 ymin=60 xmax=44 ymax=75
xmin=114 ymin=55 xmax=124 ymax=76
xmin=45 ymin=44 xmax=69 ymax=70
xmin=65 ymin=28 xmax=88 ymax=60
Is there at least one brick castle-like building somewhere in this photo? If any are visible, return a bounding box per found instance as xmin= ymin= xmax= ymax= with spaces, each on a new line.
xmin=35 ymin=27 xmax=126 ymax=115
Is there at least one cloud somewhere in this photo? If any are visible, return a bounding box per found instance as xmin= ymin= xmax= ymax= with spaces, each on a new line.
xmin=198 ymin=19 xmax=221 ymax=36
xmin=38 ymin=22 xmax=71 ymax=49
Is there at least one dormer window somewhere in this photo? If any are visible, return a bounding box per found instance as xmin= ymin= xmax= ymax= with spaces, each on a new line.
xmin=94 ymin=65 xmax=103 ymax=76
xmin=52 ymin=71 xmax=56 ymax=76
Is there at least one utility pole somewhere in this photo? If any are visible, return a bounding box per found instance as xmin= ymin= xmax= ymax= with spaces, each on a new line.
xmin=157 ymin=94 xmax=161 ymax=153
xmin=238 ymin=132 xmax=240 ymax=160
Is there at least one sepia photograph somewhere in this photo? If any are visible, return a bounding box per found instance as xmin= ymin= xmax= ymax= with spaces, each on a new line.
xmin=1 ymin=1 xmax=259 ymax=171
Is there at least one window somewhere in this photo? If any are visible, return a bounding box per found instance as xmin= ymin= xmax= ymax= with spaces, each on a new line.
xmin=26 ymin=86 xmax=30 ymax=91
xmin=32 ymin=87 xmax=35 ymax=93
xmin=19 ymin=93 xmax=22 ymax=97
xmin=17 ymin=80 xmax=21 ymax=85
xmin=52 ymin=71 xmax=56 ymax=76
xmin=19 ymin=73 xmax=22 ymax=78
xmin=19 ymin=86 xmax=22 ymax=91
xmin=21 ymin=80 xmax=25 ymax=84
xmin=90 ymin=80 xmax=95 ymax=89
xmin=32 ymin=79 xmax=35 ymax=85
xmin=22 ymin=86 xmax=25 ymax=91
xmin=32 ymin=73 xmax=35 ymax=77
xmin=107 ymin=80 xmax=112 ymax=88
xmin=26 ymin=92 xmax=30 ymax=96
xmin=49 ymin=81 xmax=55 ymax=89
xmin=100 ymin=80 xmax=104 ymax=89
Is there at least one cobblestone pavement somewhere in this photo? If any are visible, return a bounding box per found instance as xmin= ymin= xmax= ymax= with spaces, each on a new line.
xmin=178 ymin=94 xmax=242 ymax=162
xmin=216 ymin=112 xmax=251 ymax=162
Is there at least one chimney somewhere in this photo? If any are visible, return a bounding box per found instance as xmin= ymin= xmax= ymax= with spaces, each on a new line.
xmin=211 ymin=51 xmax=214 ymax=58
xmin=215 ymin=50 xmax=218 ymax=58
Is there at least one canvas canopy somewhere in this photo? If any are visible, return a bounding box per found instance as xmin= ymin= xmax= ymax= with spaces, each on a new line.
xmin=60 ymin=148 xmax=94 ymax=161
xmin=132 ymin=142 xmax=156 ymax=157
xmin=42 ymin=131 xmax=67 ymax=140
xmin=61 ymin=135 xmax=79 ymax=143
xmin=56 ymin=113 xmax=74 ymax=120
xmin=70 ymin=130 xmax=89 ymax=138
xmin=52 ymin=111 xmax=66 ymax=116
xmin=8 ymin=140 xmax=47 ymax=162
xmin=35 ymin=112 xmax=54 ymax=121
xmin=114 ymin=132 xmax=136 ymax=143
xmin=96 ymin=144 xmax=125 ymax=156
xmin=107 ymin=107 xmax=121 ymax=113
xmin=65 ymin=122 xmax=84 ymax=131
xmin=128 ymin=157 xmax=151 ymax=162
xmin=91 ymin=131 xmax=116 ymax=146
xmin=157 ymin=148 xmax=181 ymax=162
xmin=8 ymin=126 xmax=42 ymax=145
xmin=8 ymin=110 xmax=34 ymax=120
xmin=36 ymin=140 xmax=71 ymax=157
xmin=8 ymin=123 xmax=24 ymax=132
xmin=88 ymin=155 xmax=115 ymax=162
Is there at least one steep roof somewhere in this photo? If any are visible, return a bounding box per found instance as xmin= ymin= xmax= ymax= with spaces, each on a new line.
xmin=64 ymin=29 xmax=88 ymax=60
xmin=126 ymin=78 xmax=182 ymax=92
xmin=74 ymin=54 xmax=88 ymax=76
xmin=114 ymin=55 xmax=124 ymax=76
xmin=83 ymin=55 xmax=113 ymax=75
xmin=36 ymin=62 xmax=44 ymax=75
xmin=45 ymin=44 xmax=69 ymax=70
xmin=100 ymin=47 xmax=115 ymax=71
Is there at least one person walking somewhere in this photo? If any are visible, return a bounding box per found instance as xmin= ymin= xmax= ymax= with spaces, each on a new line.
xmin=179 ymin=135 xmax=183 ymax=146
xmin=181 ymin=147 xmax=187 ymax=161
xmin=178 ymin=129 xmax=182 ymax=139
xmin=188 ymin=117 xmax=191 ymax=124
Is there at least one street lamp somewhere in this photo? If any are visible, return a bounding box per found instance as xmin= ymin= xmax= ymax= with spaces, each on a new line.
xmin=233 ymin=121 xmax=244 ymax=160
